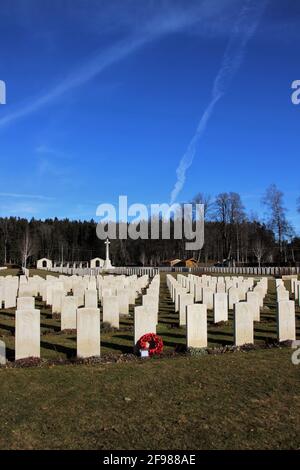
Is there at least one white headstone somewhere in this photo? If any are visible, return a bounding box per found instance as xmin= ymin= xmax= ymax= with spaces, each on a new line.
xmin=101 ymin=287 xmax=113 ymax=300
xmin=202 ymin=287 xmax=214 ymax=310
xmin=213 ymin=293 xmax=228 ymax=323
xmin=216 ymin=283 xmax=226 ymax=294
xmin=234 ymin=303 xmax=253 ymax=346
xmin=15 ymin=309 xmax=40 ymax=360
xmin=77 ymin=307 xmax=100 ymax=358
xmin=142 ymin=294 xmax=159 ymax=323
xmin=277 ymin=287 xmax=289 ymax=302
xmin=73 ymin=286 xmax=85 ymax=307
xmin=134 ymin=305 xmax=156 ymax=345
xmin=253 ymin=286 xmax=265 ymax=307
xmin=277 ymin=300 xmax=296 ymax=342
xmin=61 ymin=296 xmax=77 ymax=330
xmin=17 ymin=296 xmax=35 ymax=310
xmin=102 ymin=296 xmax=119 ymax=328
xmin=0 ymin=340 xmax=6 ymax=365
xmin=228 ymin=287 xmax=239 ymax=310
xmin=52 ymin=289 xmax=63 ymax=314
xmin=175 ymin=287 xmax=187 ymax=312
xmin=4 ymin=283 xmax=17 ymax=309
xmin=0 ymin=285 xmax=3 ymax=308
xmin=85 ymin=289 xmax=98 ymax=308
xmin=194 ymin=283 xmax=203 ymax=302
xmin=179 ymin=293 xmax=194 ymax=326
xmin=46 ymin=284 xmax=53 ymax=306
xmin=118 ymin=291 xmax=129 ymax=315
xmin=186 ymin=304 xmax=207 ymax=348
xmin=294 ymin=280 xmax=300 ymax=300
xmin=246 ymin=291 xmax=260 ymax=321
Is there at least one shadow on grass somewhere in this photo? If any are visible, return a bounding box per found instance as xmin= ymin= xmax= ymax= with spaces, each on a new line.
xmin=162 ymin=339 xmax=184 ymax=348
xmin=254 ymin=327 xmax=277 ymax=335
xmin=208 ymin=336 xmax=234 ymax=346
xmin=5 ymin=346 xmax=15 ymax=361
xmin=40 ymin=340 xmax=76 ymax=358
xmin=0 ymin=323 xmax=15 ymax=334
xmin=161 ymin=332 xmax=185 ymax=339
xmin=113 ymin=334 xmax=133 ymax=342
xmin=101 ymin=341 xmax=132 ymax=354
xmin=159 ymin=319 xmax=179 ymax=327
xmin=41 ymin=313 xmax=54 ymax=320
xmin=0 ymin=311 xmax=15 ymax=319
xmin=40 ymin=322 xmax=61 ymax=332
xmin=254 ymin=332 xmax=276 ymax=341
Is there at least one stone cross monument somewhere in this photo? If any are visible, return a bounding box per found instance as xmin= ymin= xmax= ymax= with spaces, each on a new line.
xmin=103 ymin=238 xmax=113 ymax=269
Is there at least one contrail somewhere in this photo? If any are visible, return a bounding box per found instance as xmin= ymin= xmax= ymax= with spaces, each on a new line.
xmin=0 ymin=10 xmax=200 ymax=129
xmin=170 ymin=0 xmax=268 ymax=204
xmin=0 ymin=192 xmax=53 ymax=200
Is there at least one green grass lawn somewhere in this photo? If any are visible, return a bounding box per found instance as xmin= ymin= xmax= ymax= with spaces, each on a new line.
xmin=0 ymin=349 xmax=299 ymax=449
xmin=0 ymin=269 xmax=20 ymax=277
xmin=0 ymin=272 xmax=299 ymax=449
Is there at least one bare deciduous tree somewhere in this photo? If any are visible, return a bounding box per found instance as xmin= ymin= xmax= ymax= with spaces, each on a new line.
xmin=213 ymin=192 xmax=246 ymax=264
xmin=19 ymin=226 xmax=34 ymax=268
xmin=0 ymin=218 xmax=9 ymax=265
xmin=192 ymin=193 xmax=212 ymax=219
xmin=253 ymin=239 xmax=267 ymax=268
xmin=262 ymin=184 xmax=292 ymax=258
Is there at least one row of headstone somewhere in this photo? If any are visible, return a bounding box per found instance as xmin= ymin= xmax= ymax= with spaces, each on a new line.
xmin=134 ymin=275 xmax=160 ymax=345
xmin=45 ymin=273 xmax=150 ymax=332
xmin=171 ymin=273 xmax=258 ymax=324
xmin=0 ymin=271 xmax=149 ymax=318
xmin=13 ymin=305 xmax=101 ymax=360
xmin=0 ymin=271 xmax=152 ymax=361
xmin=49 ymin=265 xmax=160 ymax=278
xmin=0 ymin=271 xmax=297 ymax=362
xmin=275 ymin=279 xmax=297 ymax=341
xmin=11 ymin=297 xmax=296 ymax=361
xmin=166 ymin=273 xmax=296 ymax=348
xmin=190 ymin=267 xmax=300 ymax=276
xmin=291 ymin=278 xmax=300 ymax=306
xmin=50 ymin=265 xmax=300 ymax=276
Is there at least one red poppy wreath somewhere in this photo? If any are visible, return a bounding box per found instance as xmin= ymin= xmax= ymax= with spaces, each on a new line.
xmin=138 ymin=333 xmax=163 ymax=356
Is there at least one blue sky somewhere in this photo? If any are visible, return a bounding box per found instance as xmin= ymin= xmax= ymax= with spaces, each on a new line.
xmin=0 ymin=0 xmax=299 ymax=231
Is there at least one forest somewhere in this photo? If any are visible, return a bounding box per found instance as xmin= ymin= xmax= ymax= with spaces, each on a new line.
xmin=0 ymin=185 xmax=299 ymax=268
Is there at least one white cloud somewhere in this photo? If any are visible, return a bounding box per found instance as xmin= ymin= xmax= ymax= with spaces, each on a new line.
xmin=0 ymin=3 xmax=205 ymax=130
xmin=170 ymin=0 xmax=268 ymax=204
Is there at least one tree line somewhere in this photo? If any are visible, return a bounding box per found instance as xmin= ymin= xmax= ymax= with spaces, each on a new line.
xmin=0 ymin=184 xmax=299 ymax=268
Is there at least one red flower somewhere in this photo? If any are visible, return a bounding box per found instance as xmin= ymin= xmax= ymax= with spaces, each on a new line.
xmin=138 ymin=333 xmax=163 ymax=356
